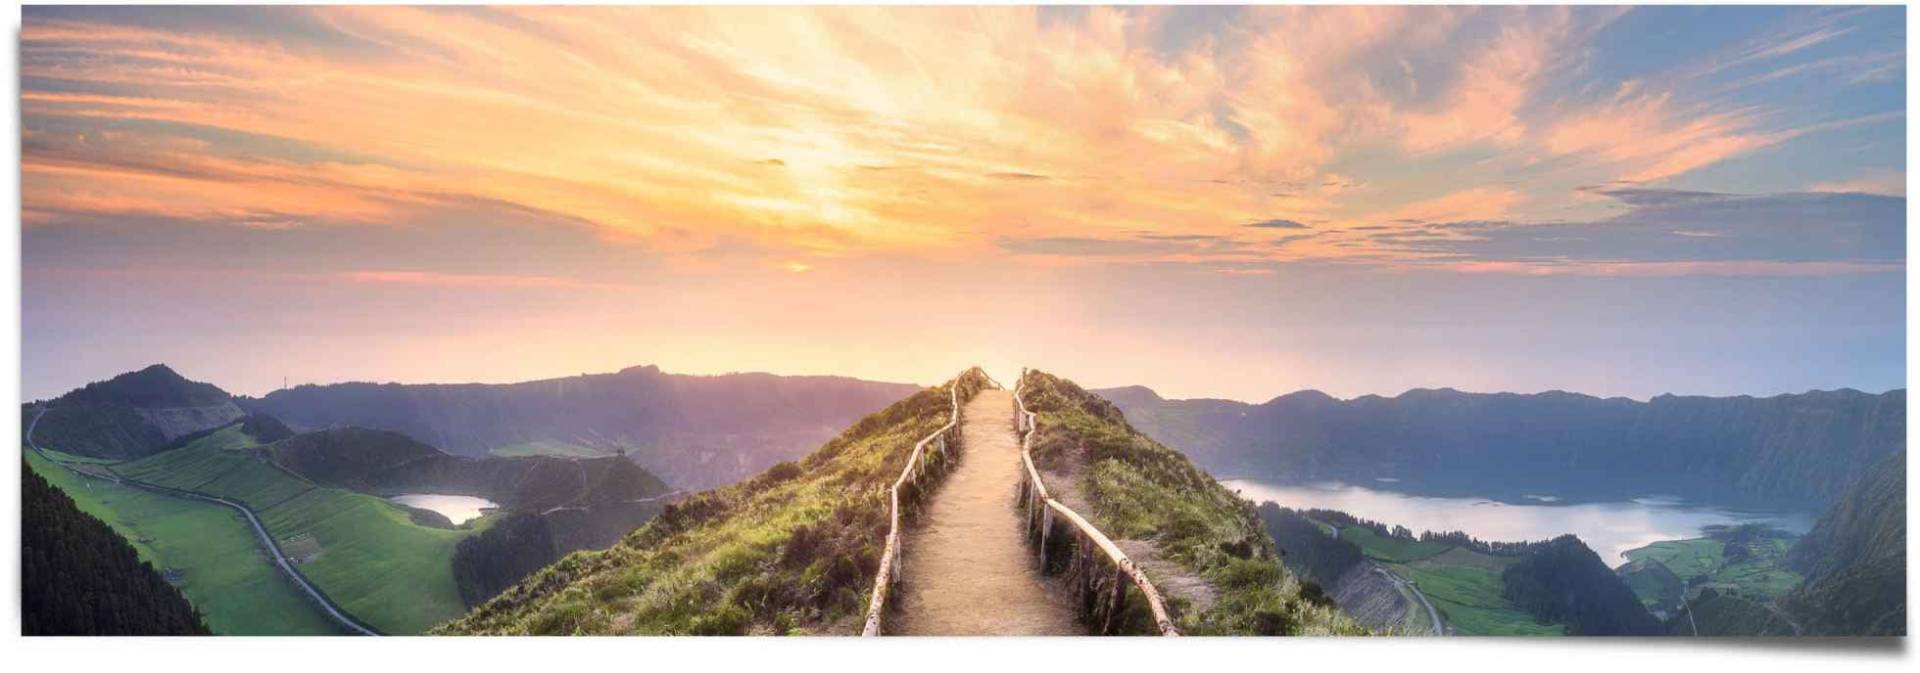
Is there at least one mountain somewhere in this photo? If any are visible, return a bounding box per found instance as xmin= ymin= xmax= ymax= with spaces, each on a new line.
xmin=242 ymin=365 xmax=920 ymax=490
xmin=439 ymin=370 xmax=992 ymax=635
xmin=1781 ymin=451 xmax=1906 ymax=636
xmin=26 ymin=364 xmax=246 ymax=460
xmin=1098 ymin=385 xmax=1904 ymax=508
xmin=23 ymin=463 xmax=210 ymax=636
xmin=1017 ymin=370 xmax=1359 ymax=635
xmin=1502 ymin=536 xmax=1663 ymax=635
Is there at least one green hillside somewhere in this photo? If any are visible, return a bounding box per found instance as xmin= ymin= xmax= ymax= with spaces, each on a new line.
xmin=23 ymin=461 xmax=210 ymax=636
xmin=25 ymin=450 xmax=341 ymax=634
xmin=439 ymin=371 xmax=989 ymax=635
xmin=1016 ymin=370 xmax=1360 ymax=635
xmin=109 ymin=425 xmax=480 ymax=634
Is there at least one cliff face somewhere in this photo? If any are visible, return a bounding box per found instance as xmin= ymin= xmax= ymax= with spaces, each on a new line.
xmin=245 ymin=365 xmax=920 ymax=489
xmin=1782 ymin=451 xmax=1906 ymax=635
xmin=1102 ymin=386 xmax=1904 ymax=508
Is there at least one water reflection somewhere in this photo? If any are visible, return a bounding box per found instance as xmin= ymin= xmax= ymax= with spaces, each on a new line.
xmin=1222 ymin=479 xmax=1813 ymax=565
xmin=390 ymin=493 xmax=498 ymax=525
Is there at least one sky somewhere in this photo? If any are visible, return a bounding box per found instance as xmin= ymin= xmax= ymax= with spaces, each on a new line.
xmin=19 ymin=5 xmax=1907 ymax=402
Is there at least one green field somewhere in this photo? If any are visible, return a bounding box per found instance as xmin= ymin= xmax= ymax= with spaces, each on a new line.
xmin=490 ymin=440 xmax=619 ymax=459
xmin=1393 ymin=560 xmax=1562 ymax=635
xmin=1622 ymin=531 xmax=1802 ymax=610
xmin=1625 ymin=538 xmax=1725 ymax=579
xmin=99 ymin=426 xmax=480 ymax=634
xmin=25 ymin=450 xmax=341 ymax=635
xmin=1339 ymin=525 xmax=1454 ymax=563
xmin=1330 ymin=523 xmax=1562 ymax=635
xmin=257 ymin=488 xmax=474 ymax=632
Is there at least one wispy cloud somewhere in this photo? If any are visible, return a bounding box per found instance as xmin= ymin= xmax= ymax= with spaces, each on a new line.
xmin=19 ymin=5 xmax=1906 ymax=277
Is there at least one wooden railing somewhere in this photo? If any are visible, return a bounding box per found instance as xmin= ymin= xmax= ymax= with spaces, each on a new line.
xmin=1014 ymin=370 xmax=1181 ymax=636
xmin=861 ymin=371 xmax=984 ymax=636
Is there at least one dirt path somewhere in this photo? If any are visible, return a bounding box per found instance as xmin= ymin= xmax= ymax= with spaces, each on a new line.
xmin=891 ymin=389 xmax=1080 ymax=635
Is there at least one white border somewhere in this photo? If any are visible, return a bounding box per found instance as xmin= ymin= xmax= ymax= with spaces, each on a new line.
xmin=2 ymin=1 xmax=1912 ymax=671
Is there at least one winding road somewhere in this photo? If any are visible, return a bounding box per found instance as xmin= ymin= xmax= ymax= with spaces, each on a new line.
xmin=26 ymin=406 xmax=380 ymax=636
xmin=1374 ymin=565 xmax=1446 ymax=635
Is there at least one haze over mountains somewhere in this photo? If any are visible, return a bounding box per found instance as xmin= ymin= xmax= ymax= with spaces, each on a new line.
xmin=1099 ymin=385 xmax=1905 ymax=509
xmin=242 ymin=365 xmax=921 ymax=489
xmin=28 ymin=363 xmax=921 ymax=492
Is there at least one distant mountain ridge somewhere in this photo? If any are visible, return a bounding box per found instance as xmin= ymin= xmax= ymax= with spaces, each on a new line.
xmin=1098 ymin=385 xmax=1904 ymax=508
xmin=29 ymin=363 xmax=922 ymax=492
xmin=242 ymin=364 xmax=921 ymax=489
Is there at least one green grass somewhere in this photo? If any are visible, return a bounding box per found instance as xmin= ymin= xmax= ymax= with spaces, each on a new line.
xmin=1021 ymin=370 xmax=1361 ymax=636
xmin=490 ymin=441 xmax=620 ymax=459
xmin=441 ymin=372 xmax=991 ymax=635
xmin=1340 ymin=525 xmax=1454 ymax=563
xmin=1622 ymin=533 xmax=1801 ymax=606
xmin=1624 ymin=538 xmax=1724 ymax=579
xmin=38 ymin=447 xmax=122 ymax=464
xmin=106 ymin=425 xmax=478 ymax=634
xmin=1710 ymin=537 xmax=1801 ymax=598
xmin=259 ymin=489 xmax=473 ymax=633
xmin=1393 ymin=560 xmax=1561 ymax=636
xmin=1324 ymin=518 xmax=1558 ymax=635
xmin=1618 ymin=559 xmax=1685 ymax=612
xmin=25 ymin=450 xmax=341 ymax=635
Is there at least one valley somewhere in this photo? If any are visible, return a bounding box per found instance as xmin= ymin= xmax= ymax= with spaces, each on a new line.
xmin=20 ymin=362 xmax=1904 ymax=638
xmin=21 ymin=364 xmax=683 ymax=635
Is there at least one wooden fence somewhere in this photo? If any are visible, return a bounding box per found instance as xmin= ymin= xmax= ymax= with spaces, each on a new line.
xmin=860 ymin=371 xmax=986 ymax=636
xmin=1014 ymin=371 xmax=1181 ymax=636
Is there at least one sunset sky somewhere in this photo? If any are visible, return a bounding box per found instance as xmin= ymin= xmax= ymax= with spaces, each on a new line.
xmin=21 ymin=5 xmax=1906 ymax=402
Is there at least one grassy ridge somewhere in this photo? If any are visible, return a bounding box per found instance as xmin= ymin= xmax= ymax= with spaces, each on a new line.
xmin=25 ymin=450 xmax=341 ymax=635
xmin=108 ymin=425 xmax=479 ymax=634
xmin=1314 ymin=520 xmax=1561 ymax=636
xmin=1018 ymin=370 xmax=1360 ymax=635
xmin=439 ymin=371 xmax=989 ymax=635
